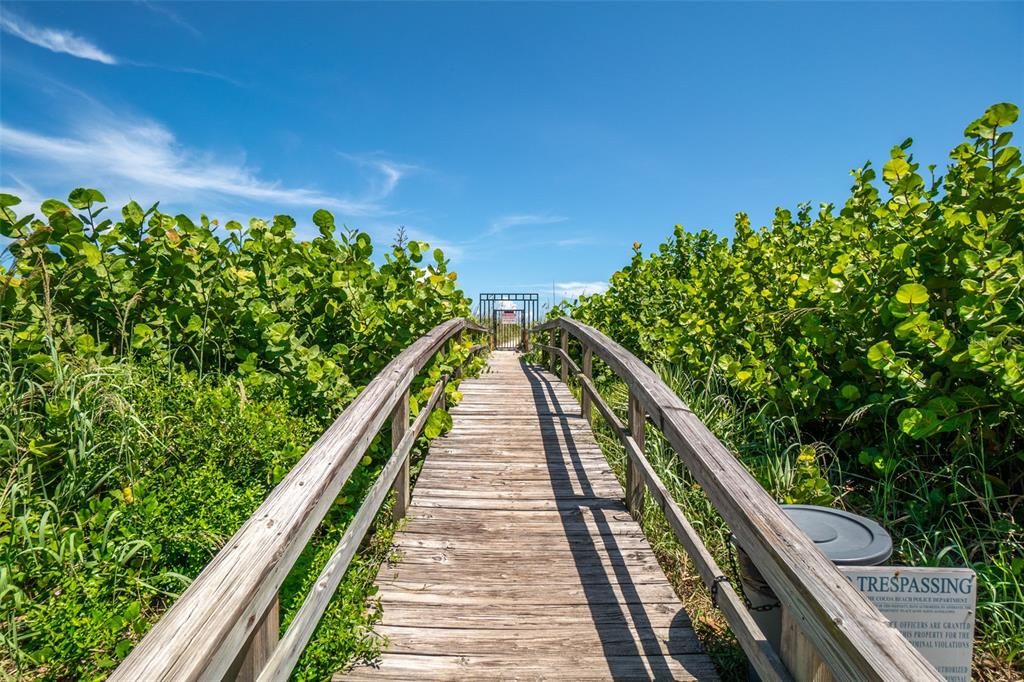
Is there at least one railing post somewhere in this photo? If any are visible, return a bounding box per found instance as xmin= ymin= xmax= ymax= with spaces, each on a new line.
xmin=782 ymin=607 xmax=834 ymax=682
xmin=454 ymin=330 xmax=464 ymax=379
xmin=548 ymin=329 xmax=557 ymax=373
xmin=227 ymin=595 xmax=279 ymax=681
xmin=581 ymin=344 xmax=593 ymax=423
xmin=392 ymin=388 xmax=410 ymax=521
xmin=626 ymin=392 xmax=645 ymax=517
xmin=560 ymin=329 xmax=568 ymax=383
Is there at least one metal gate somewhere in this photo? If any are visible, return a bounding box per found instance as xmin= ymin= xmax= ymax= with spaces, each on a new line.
xmin=492 ymin=309 xmax=525 ymax=350
xmin=478 ymin=293 xmax=539 ymax=351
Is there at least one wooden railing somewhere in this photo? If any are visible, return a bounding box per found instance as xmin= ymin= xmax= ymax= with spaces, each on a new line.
xmin=112 ymin=318 xmax=488 ymax=682
xmin=533 ymin=317 xmax=941 ymax=682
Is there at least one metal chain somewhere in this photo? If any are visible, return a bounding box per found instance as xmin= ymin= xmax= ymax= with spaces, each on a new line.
xmin=709 ymin=575 xmax=730 ymax=608
xmin=708 ymin=538 xmax=781 ymax=613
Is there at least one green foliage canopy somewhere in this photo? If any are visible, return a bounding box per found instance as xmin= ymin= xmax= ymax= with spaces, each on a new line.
xmin=0 ymin=196 xmax=471 ymax=415
xmin=561 ymin=103 xmax=1023 ymax=483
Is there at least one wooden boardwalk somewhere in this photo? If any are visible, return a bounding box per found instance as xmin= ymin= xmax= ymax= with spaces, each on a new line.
xmin=342 ymin=352 xmax=717 ymax=680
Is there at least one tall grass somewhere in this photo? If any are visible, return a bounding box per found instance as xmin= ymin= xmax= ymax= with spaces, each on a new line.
xmin=0 ymin=346 xmax=393 ymax=679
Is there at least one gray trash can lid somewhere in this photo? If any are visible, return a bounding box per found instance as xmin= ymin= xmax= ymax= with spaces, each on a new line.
xmin=781 ymin=505 xmax=893 ymax=566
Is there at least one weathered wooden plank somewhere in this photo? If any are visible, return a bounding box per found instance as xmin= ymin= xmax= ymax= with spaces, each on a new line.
xmin=376 ymin=624 xmax=704 ymax=656
xmin=410 ymin=485 xmax=623 ymax=500
xmin=376 ymin=601 xmax=690 ymax=626
xmin=340 ymin=652 xmax=719 ymax=680
xmin=387 ymin=553 xmax=667 ymax=576
xmin=404 ymin=507 xmax=639 ymax=525
xmin=417 ymin=469 xmax=613 ymax=484
xmin=391 ymin=528 xmax=647 ymax=544
xmin=344 ymin=351 xmax=714 ymax=680
xmin=375 ymin=559 xmax=672 ymax=583
xmin=375 ymin=581 xmax=684 ymax=606
xmin=405 ymin=491 xmax=622 ymax=507
xmin=390 ymin=388 xmax=410 ymax=522
xmin=399 ymin=520 xmax=642 ymax=538
xmin=412 ymin=469 xmax=615 ymax=484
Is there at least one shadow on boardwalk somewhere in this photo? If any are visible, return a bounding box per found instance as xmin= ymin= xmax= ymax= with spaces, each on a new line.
xmin=524 ymin=361 xmax=683 ymax=679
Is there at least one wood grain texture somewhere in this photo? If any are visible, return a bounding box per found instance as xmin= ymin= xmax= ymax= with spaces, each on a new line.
xmin=782 ymin=608 xmax=836 ymax=682
xmin=226 ymin=597 xmax=279 ymax=682
xmin=532 ymin=318 xmax=940 ymax=682
xmin=391 ymin=389 xmax=411 ymax=521
xmin=560 ymin=329 xmax=569 ymax=383
xmin=341 ymin=352 xmax=717 ymax=680
xmin=626 ymin=392 xmax=646 ymax=518
xmin=582 ymin=344 xmax=594 ymax=424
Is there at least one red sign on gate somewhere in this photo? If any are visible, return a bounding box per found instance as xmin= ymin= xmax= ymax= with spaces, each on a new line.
xmin=501 ymin=311 xmax=517 ymax=324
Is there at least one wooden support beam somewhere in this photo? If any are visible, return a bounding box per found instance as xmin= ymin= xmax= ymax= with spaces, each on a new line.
xmin=783 ymin=608 xmax=835 ymax=682
xmin=392 ymin=388 xmax=411 ymax=521
xmin=581 ymin=345 xmax=593 ymax=424
xmin=227 ymin=596 xmax=278 ymax=682
xmin=560 ymin=330 xmax=569 ymax=383
xmin=454 ymin=330 xmax=464 ymax=379
xmin=548 ymin=330 xmax=557 ymax=373
xmin=625 ymin=392 xmax=645 ymax=518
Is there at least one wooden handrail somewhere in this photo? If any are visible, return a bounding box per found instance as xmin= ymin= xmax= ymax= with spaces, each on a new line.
xmin=532 ymin=319 xmax=940 ymax=682
xmin=112 ymin=318 xmax=487 ymax=682
xmin=535 ymin=342 xmax=790 ymax=681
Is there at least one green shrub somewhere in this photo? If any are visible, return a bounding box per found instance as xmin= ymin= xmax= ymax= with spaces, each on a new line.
xmin=566 ymin=103 xmax=1022 ymax=468
xmin=0 ymin=194 xmax=470 ymax=416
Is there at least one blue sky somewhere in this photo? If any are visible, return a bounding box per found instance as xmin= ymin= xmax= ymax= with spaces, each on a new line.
xmin=1 ymin=2 xmax=1021 ymax=309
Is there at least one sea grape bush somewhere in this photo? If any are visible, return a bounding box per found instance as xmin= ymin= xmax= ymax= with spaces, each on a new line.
xmin=558 ymin=104 xmax=1024 ymax=665
xmin=0 ymin=195 xmax=470 ymax=415
xmin=0 ymin=195 xmax=475 ymax=677
xmin=562 ymin=104 xmax=1022 ymax=482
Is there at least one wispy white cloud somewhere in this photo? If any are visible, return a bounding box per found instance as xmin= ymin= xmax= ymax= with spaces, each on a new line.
xmin=0 ymin=116 xmax=396 ymax=216
xmin=429 ymin=212 xmax=574 ymax=263
xmin=488 ymin=213 xmax=568 ymax=235
xmin=339 ymin=152 xmax=420 ymax=202
xmin=0 ymin=11 xmax=117 ymax=64
xmin=0 ymin=175 xmax=46 ymax=216
xmin=133 ymin=62 xmax=246 ymax=88
xmin=554 ymin=281 xmax=609 ymax=298
xmin=514 ymin=281 xmax=609 ymax=299
xmin=555 ymin=237 xmax=593 ymax=247
xmin=1 ymin=10 xmax=241 ymax=86
xmin=139 ymin=1 xmax=202 ymax=39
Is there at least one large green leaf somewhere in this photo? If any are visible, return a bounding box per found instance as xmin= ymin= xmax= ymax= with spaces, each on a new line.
xmin=424 ymin=409 xmax=452 ymax=439
xmin=895 ymin=283 xmax=929 ymax=305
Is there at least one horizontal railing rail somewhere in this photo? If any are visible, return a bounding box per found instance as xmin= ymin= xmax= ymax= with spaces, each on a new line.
xmin=533 ymin=318 xmax=940 ymax=682
xmin=112 ymin=318 xmax=488 ymax=682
